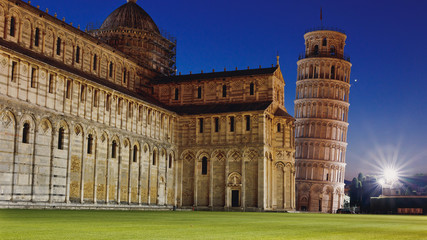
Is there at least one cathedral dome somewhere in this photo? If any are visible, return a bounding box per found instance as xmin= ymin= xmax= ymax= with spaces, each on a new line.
xmin=100 ymin=0 xmax=160 ymax=33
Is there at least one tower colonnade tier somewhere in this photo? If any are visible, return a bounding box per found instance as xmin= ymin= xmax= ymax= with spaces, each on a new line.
xmin=295 ymin=30 xmax=351 ymax=213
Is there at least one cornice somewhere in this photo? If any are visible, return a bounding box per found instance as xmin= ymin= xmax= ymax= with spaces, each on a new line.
xmin=295 ymin=138 xmax=348 ymax=147
xmin=294 ymin=98 xmax=350 ymax=107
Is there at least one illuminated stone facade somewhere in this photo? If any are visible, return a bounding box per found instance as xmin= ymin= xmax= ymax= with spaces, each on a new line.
xmin=295 ymin=29 xmax=351 ymax=213
xmin=0 ymin=0 xmax=295 ymax=211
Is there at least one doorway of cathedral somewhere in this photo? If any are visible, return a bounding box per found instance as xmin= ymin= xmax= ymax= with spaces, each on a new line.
xmin=232 ymin=190 xmax=239 ymax=207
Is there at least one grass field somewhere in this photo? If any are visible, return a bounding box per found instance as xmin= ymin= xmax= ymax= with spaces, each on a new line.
xmin=0 ymin=209 xmax=426 ymax=240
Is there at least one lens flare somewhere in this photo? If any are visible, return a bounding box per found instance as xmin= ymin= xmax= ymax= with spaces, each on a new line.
xmin=383 ymin=167 xmax=398 ymax=183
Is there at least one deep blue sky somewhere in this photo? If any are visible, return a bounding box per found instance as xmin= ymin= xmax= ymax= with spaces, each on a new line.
xmin=33 ymin=0 xmax=427 ymax=179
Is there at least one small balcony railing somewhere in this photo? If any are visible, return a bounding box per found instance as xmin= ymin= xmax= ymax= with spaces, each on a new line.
xmin=298 ymin=51 xmax=351 ymax=62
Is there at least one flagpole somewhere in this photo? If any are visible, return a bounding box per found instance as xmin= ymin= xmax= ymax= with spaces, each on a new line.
xmin=320 ymin=7 xmax=323 ymax=28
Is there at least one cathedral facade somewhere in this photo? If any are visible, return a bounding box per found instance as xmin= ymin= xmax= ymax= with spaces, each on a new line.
xmin=0 ymin=0 xmax=295 ymax=211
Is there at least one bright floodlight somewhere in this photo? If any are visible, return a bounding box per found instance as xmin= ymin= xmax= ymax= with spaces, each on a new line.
xmin=383 ymin=167 xmax=398 ymax=183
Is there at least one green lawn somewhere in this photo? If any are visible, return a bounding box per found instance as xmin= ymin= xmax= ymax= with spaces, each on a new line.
xmin=0 ymin=210 xmax=426 ymax=240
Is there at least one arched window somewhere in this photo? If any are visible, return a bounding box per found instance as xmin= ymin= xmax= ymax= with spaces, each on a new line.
xmin=277 ymin=123 xmax=281 ymax=132
xmin=111 ymin=140 xmax=117 ymax=158
xmin=245 ymin=115 xmax=250 ymax=131
xmin=309 ymin=65 xmax=313 ymax=78
xmin=10 ymin=16 xmax=16 ymax=37
xmin=197 ymin=86 xmax=202 ymax=99
xmin=109 ymin=62 xmax=114 ymax=77
xmin=58 ymin=127 xmax=64 ymax=150
xmin=330 ymin=46 xmax=336 ymax=56
xmin=123 ymin=68 xmax=127 ymax=84
xmin=199 ymin=118 xmax=204 ymax=133
xmin=93 ymin=90 xmax=98 ymax=107
xmin=106 ymin=94 xmax=111 ymax=111
xmin=133 ymin=145 xmax=138 ymax=163
xmin=66 ymin=80 xmax=72 ymax=99
xmin=201 ymin=157 xmax=208 ymax=175
xmin=30 ymin=67 xmax=37 ymax=88
xmin=152 ymin=151 xmax=157 ymax=165
xmin=75 ymin=46 xmax=80 ymax=63
xmin=48 ymin=74 xmax=55 ymax=93
xmin=222 ymin=85 xmax=227 ymax=97
xmin=118 ymin=98 xmax=122 ymax=115
xmin=229 ymin=116 xmax=235 ymax=132
xmin=87 ymin=134 xmax=93 ymax=154
xmin=11 ymin=61 xmax=17 ymax=82
xmin=174 ymin=88 xmax=179 ymax=100
xmin=80 ymin=85 xmax=85 ymax=102
xmin=249 ymin=83 xmax=254 ymax=95
xmin=56 ymin=37 xmax=61 ymax=55
xmin=34 ymin=28 xmax=40 ymax=47
xmin=22 ymin=123 xmax=30 ymax=143
xmin=314 ymin=45 xmax=319 ymax=55
xmin=147 ymin=109 xmax=151 ymax=124
xmin=169 ymin=154 xmax=173 ymax=169
xmin=331 ymin=66 xmax=335 ymax=79
xmin=93 ymin=54 xmax=97 ymax=71
xmin=322 ymin=38 xmax=327 ymax=46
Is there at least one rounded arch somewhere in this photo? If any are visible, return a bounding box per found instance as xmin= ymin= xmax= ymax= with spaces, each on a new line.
xmin=122 ymin=138 xmax=131 ymax=149
xmin=211 ymin=149 xmax=226 ymax=162
xmin=110 ymin=134 xmax=120 ymax=143
xmin=56 ymin=119 xmax=70 ymax=132
xmin=227 ymin=172 xmax=242 ymax=185
xmin=38 ymin=117 xmax=53 ymax=134
xmin=227 ymin=149 xmax=242 ymax=162
xmin=86 ymin=127 xmax=97 ymax=138
xmin=323 ymin=185 xmax=334 ymax=195
xmin=0 ymin=110 xmax=16 ymax=128
xmin=196 ymin=150 xmax=210 ymax=161
xmin=73 ymin=123 xmax=84 ymax=136
xmin=142 ymin=143 xmax=150 ymax=153
xmin=243 ymin=148 xmax=258 ymax=162
xmin=110 ymin=135 xmax=120 ymax=159
xmin=131 ymin=141 xmax=140 ymax=163
xmin=160 ymin=147 xmax=167 ymax=157
xmin=310 ymin=184 xmax=323 ymax=194
xmin=299 ymin=183 xmax=311 ymax=193
xmin=100 ymin=131 xmax=109 ymax=144
xmin=181 ymin=149 xmax=195 ymax=160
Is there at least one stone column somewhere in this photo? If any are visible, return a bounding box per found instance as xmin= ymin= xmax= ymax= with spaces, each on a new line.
xmin=194 ymin=158 xmax=198 ymax=207
xmin=209 ymin=155 xmax=213 ymax=208
xmin=283 ymin=167 xmax=286 ymax=209
xmin=147 ymin=152 xmax=151 ymax=205
xmin=242 ymin=159 xmax=246 ymax=210
xmin=48 ymin=127 xmax=55 ymax=203
xmin=80 ymin=136 xmax=86 ymax=204
xmin=65 ymin=125 xmax=73 ymax=204
xmin=138 ymin=148 xmax=142 ymax=205
xmin=93 ymin=138 xmax=98 ymax=204
xmin=117 ymin=154 xmax=121 ymax=204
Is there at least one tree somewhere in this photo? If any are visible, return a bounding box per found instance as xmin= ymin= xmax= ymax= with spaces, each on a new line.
xmin=348 ymin=173 xmax=382 ymax=213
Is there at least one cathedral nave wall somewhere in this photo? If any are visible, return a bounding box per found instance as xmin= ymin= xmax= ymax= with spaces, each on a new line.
xmin=0 ymin=103 xmax=177 ymax=205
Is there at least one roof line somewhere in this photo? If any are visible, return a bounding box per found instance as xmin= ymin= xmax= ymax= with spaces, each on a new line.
xmin=154 ymin=66 xmax=278 ymax=84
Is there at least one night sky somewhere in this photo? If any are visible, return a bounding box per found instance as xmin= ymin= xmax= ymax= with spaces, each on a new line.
xmin=30 ymin=0 xmax=427 ymax=180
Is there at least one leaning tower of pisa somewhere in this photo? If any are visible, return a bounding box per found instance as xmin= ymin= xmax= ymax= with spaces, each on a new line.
xmin=294 ymin=28 xmax=351 ymax=213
